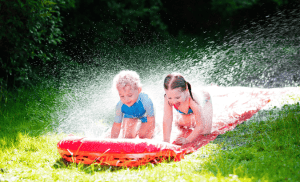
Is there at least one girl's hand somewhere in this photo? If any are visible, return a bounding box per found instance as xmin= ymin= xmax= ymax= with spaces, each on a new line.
xmin=174 ymin=137 xmax=189 ymax=145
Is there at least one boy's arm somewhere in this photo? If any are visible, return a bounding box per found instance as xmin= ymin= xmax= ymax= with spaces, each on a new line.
xmin=163 ymin=96 xmax=173 ymax=143
xmin=111 ymin=101 xmax=123 ymax=138
xmin=111 ymin=122 xmax=122 ymax=138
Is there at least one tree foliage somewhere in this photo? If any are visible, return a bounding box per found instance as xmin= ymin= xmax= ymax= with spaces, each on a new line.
xmin=60 ymin=0 xmax=167 ymax=60
xmin=0 ymin=0 xmax=298 ymax=91
xmin=211 ymin=0 xmax=258 ymax=17
xmin=161 ymin=0 xmax=296 ymax=36
xmin=0 ymin=0 xmax=75 ymax=90
xmin=211 ymin=0 xmax=290 ymax=17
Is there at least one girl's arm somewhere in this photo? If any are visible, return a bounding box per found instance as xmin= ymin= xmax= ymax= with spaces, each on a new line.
xmin=185 ymin=98 xmax=205 ymax=142
xmin=163 ymin=96 xmax=173 ymax=143
xmin=111 ymin=122 xmax=122 ymax=138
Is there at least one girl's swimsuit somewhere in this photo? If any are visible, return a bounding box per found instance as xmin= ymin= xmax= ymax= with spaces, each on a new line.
xmin=114 ymin=93 xmax=154 ymax=123
xmin=171 ymin=92 xmax=211 ymax=115
xmin=174 ymin=104 xmax=193 ymax=115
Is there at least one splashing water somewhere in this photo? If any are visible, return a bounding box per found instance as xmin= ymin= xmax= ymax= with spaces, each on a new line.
xmin=53 ymin=4 xmax=300 ymax=138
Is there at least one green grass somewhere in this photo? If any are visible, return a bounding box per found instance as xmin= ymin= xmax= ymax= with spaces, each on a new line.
xmin=1 ymin=81 xmax=299 ymax=181
xmin=209 ymin=102 xmax=300 ymax=181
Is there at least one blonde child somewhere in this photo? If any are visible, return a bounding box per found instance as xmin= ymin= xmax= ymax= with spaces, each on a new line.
xmin=163 ymin=73 xmax=213 ymax=145
xmin=111 ymin=70 xmax=155 ymax=139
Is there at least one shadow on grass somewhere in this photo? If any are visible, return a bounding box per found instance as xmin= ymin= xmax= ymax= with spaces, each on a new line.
xmin=199 ymin=102 xmax=300 ymax=181
xmin=53 ymin=156 xmax=175 ymax=174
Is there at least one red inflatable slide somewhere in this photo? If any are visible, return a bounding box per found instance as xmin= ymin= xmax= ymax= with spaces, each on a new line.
xmin=57 ymin=136 xmax=186 ymax=167
xmin=57 ymin=87 xmax=294 ymax=167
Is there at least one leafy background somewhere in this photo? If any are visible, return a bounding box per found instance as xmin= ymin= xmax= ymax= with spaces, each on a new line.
xmin=0 ymin=0 xmax=298 ymax=91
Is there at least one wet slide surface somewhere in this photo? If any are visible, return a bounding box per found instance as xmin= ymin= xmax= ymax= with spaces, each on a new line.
xmin=57 ymin=87 xmax=298 ymax=167
xmin=171 ymin=87 xmax=288 ymax=152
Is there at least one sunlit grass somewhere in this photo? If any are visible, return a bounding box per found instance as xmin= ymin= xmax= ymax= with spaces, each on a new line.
xmin=209 ymin=95 xmax=300 ymax=181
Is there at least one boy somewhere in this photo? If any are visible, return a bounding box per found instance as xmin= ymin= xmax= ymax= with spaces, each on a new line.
xmin=111 ymin=70 xmax=155 ymax=139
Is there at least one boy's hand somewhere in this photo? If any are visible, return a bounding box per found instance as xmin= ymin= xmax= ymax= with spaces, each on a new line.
xmin=174 ymin=137 xmax=189 ymax=145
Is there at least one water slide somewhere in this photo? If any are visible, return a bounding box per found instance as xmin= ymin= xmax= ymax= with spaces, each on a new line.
xmin=57 ymin=87 xmax=299 ymax=167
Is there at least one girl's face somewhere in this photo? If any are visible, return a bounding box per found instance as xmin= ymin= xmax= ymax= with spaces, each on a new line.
xmin=165 ymin=87 xmax=189 ymax=108
xmin=118 ymin=85 xmax=141 ymax=107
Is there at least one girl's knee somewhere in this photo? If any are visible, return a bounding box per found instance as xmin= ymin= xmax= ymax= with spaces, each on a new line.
xmin=204 ymin=91 xmax=212 ymax=104
xmin=203 ymin=91 xmax=210 ymax=99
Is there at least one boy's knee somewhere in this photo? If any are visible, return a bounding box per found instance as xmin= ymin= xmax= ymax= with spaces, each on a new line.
xmin=125 ymin=133 xmax=137 ymax=138
xmin=139 ymin=132 xmax=153 ymax=139
xmin=139 ymin=126 xmax=154 ymax=139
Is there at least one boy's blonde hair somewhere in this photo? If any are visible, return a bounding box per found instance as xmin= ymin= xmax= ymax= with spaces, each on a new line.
xmin=113 ymin=70 xmax=142 ymax=90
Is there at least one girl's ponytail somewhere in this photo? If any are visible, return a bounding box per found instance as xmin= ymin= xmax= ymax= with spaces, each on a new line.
xmin=186 ymin=82 xmax=194 ymax=101
xmin=164 ymin=73 xmax=194 ymax=101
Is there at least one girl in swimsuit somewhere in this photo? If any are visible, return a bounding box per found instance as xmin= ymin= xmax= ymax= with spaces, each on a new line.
xmin=163 ymin=73 xmax=213 ymax=145
xmin=111 ymin=70 xmax=155 ymax=139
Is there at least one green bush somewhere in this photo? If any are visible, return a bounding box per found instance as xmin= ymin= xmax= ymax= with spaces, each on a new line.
xmin=211 ymin=0 xmax=290 ymax=17
xmin=0 ymin=0 xmax=75 ymax=90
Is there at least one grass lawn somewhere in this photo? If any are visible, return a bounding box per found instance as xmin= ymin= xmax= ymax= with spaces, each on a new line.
xmin=0 ymin=82 xmax=299 ymax=181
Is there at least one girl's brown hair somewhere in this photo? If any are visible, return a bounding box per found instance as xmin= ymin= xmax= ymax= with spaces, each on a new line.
xmin=164 ymin=73 xmax=194 ymax=100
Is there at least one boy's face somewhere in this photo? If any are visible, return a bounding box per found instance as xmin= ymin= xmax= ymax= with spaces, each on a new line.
xmin=165 ymin=87 xmax=189 ymax=108
xmin=117 ymin=85 xmax=141 ymax=107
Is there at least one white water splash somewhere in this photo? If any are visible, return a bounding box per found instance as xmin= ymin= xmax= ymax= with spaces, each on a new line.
xmin=53 ymin=4 xmax=300 ymax=138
